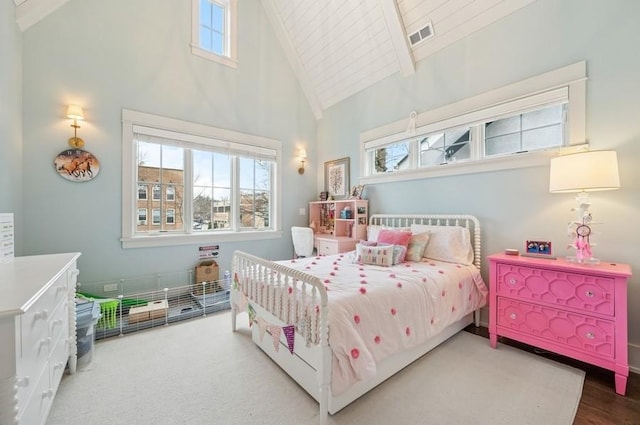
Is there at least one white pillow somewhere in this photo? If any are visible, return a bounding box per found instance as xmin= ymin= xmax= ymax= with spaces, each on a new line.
xmin=355 ymin=243 xmax=394 ymax=267
xmin=410 ymin=224 xmax=474 ymax=265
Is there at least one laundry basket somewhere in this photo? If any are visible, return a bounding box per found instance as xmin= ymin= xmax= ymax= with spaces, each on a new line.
xmin=76 ymin=300 xmax=101 ymax=368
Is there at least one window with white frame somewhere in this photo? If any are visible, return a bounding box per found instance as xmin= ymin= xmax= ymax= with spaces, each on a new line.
xmin=360 ymin=62 xmax=587 ymax=183
xmin=138 ymin=185 xmax=147 ymax=200
xmin=191 ymin=0 xmax=237 ymax=68
xmin=166 ymin=209 xmax=175 ymax=224
xmin=137 ymin=208 xmax=147 ymax=225
xmin=122 ymin=109 xmax=281 ymax=248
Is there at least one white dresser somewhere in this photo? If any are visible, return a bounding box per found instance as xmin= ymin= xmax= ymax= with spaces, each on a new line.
xmin=0 ymin=253 xmax=80 ymax=425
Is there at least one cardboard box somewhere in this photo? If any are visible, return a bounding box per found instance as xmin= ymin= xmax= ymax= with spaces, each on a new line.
xmin=195 ymin=259 xmax=219 ymax=284
xmin=194 ymin=260 xmax=220 ymax=295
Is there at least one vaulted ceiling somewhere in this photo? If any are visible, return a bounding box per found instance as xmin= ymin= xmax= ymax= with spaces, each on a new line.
xmin=13 ymin=0 xmax=537 ymax=119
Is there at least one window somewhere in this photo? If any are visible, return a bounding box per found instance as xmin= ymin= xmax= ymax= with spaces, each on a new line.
xmin=138 ymin=185 xmax=147 ymax=200
xmin=166 ymin=209 xmax=175 ymax=225
xmin=137 ymin=208 xmax=147 ymax=225
xmin=122 ymin=109 xmax=281 ymax=248
xmin=191 ymin=0 xmax=237 ymax=68
xmin=360 ymin=62 xmax=587 ymax=183
xmin=152 ymin=208 xmax=161 ymax=225
xmin=152 ymin=184 xmax=161 ymax=201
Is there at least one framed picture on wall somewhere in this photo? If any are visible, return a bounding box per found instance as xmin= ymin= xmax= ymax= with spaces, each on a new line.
xmin=324 ymin=157 xmax=350 ymax=200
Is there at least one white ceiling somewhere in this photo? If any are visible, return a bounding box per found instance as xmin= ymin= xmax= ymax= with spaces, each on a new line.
xmin=14 ymin=0 xmax=537 ymax=120
xmin=263 ymin=0 xmax=537 ymax=118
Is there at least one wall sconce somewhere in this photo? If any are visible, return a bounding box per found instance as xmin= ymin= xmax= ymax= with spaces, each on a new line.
xmin=67 ymin=104 xmax=85 ymax=148
xmin=549 ymin=149 xmax=620 ymax=264
xmin=298 ymin=148 xmax=307 ymax=175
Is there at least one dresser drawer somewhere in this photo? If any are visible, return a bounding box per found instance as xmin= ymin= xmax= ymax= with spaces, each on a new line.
xmin=496 ymin=297 xmax=614 ymax=359
xmin=21 ymin=274 xmax=69 ymax=353
xmin=317 ymin=239 xmax=338 ymax=256
xmin=495 ymin=263 xmax=614 ymax=316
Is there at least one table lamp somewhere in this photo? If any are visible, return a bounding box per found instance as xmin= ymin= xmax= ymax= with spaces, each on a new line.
xmin=549 ymin=150 xmax=620 ymax=264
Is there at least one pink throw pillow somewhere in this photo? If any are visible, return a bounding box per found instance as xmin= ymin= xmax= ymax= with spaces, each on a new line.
xmin=377 ymin=230 xmax=412 ymax=263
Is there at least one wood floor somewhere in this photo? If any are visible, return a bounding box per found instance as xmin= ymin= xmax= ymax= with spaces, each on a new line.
xmin=464 ymin=326 xmax=640 ymax=425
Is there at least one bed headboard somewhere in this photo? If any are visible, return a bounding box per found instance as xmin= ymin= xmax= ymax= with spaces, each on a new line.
xmin=369 ymin=214 xmax=481 ymax=270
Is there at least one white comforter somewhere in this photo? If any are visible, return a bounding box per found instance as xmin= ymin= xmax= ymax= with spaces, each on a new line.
xmin=277 ymin=252 xmax=488 ymax=395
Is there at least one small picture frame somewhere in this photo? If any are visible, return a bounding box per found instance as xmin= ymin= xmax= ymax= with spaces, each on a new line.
xmin=350 ymin=184 xmax=365 ymax=199
xmin=523 ymin=240 xmax=556 ymax=259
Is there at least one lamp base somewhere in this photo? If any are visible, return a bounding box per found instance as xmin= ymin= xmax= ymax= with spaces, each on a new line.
xmin=565 ymin=255 xmax=600 ymax=265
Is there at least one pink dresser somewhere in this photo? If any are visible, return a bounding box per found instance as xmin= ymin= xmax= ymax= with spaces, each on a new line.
xmin=488 ymin=253 xmax=632 ymax=395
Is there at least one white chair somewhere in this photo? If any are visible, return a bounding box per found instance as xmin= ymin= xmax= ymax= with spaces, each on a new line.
xmin=291 ymin=226 xmax=315 ymax=258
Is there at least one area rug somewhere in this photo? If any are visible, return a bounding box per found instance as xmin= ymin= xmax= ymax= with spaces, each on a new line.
xmin=47 ymin=311 xmax=584 ymax=425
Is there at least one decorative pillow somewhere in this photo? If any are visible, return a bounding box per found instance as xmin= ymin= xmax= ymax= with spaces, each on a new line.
xmin=359 ymin=239 xmax=378 ymax=247
xmin=390 ymin=245 xmax=407 ymax=265
xmin=366 ymin=225 xmax=410 ymax=242
xmin=410 ymin=224 xmax=473 ymax=265
xmin=377 ymin=229 xmax=412 ymax=263
xmin=355 ymin=243 xmax=394 ymax=267
xmin=405 ymin=231 xmax=431 ymax=262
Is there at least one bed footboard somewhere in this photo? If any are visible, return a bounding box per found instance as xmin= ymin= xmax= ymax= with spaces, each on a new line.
xmin=231 ymin=250 xmax=332 ymax=425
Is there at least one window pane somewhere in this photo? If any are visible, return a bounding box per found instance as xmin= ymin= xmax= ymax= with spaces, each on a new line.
xmin=239 ymin=158 xmax=272 ymax=229
xmin=420 ymin=127 xmax=471 ymax=167
xmin=522 ymin=125 xmax=563 ymax=150
xmin=370 ymin=141 xmax=409 ymax=174
xmin=193 ymin=150 xmax=231 ymax=232
xmin=135 ymin=139 xmax=184 ymax=233
xmin=212 ymin=33 xmax=224 ymax=55
xmin=485 ymin=103 xmax=565 ymax=157
xmin=485 ymin=133 xmax=521 ymax=156
xmin=200 ymin=0 xmax=212 ymax=26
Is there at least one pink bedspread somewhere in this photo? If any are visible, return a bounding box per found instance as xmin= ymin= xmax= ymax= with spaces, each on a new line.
xmin=278 ymin=253 xmax=488 ymax=395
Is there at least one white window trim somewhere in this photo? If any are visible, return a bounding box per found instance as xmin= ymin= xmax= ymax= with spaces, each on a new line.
xmin=121 ymin=109 xmax=282 ymax=249
xmin=191 ymin=0 xmax=238 ymax=69
xmin=360 ymin=61 xmax=587 ymax=184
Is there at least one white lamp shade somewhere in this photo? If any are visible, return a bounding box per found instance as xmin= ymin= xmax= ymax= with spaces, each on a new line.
xmin=66 ymin=104 xmax=84 ymax=120
xmin=298 ymin=148 xmax=307 ymax=159
xmin=549 ymin=150 xmax=620 ymax=193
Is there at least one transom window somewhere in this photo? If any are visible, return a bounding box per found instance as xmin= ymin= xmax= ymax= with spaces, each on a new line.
xmin=191 ymin=0 xmax=237 ymax=68
xmin=360 ymin=62 xmax=586 ymax=183
xmin=122 ymin=109 xmax=281 ymax=248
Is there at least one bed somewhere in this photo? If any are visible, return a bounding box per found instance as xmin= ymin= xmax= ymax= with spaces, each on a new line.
xmin=231 ymin=214 xmax=488 ymax=424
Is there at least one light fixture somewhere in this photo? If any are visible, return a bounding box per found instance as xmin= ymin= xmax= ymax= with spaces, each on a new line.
xmin=298 ymin=148 xmax=307 ymax=175
xmin=549 ymin=150 xmax=620 ymax=264
xmin=67 ymin=104 xmax=85 ymax=148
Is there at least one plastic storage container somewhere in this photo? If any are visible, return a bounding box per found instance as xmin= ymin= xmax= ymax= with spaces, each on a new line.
xmin=76 ymin=301 xmax=101 ymax=368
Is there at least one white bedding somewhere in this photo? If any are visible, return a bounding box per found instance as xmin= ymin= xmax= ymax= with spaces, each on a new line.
xmin=277 ymin=252 xmax=488 ymax=395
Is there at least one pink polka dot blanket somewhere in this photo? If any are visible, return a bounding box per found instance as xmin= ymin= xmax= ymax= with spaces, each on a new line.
xmin=278 ymin=252 xmax=488 ymax=396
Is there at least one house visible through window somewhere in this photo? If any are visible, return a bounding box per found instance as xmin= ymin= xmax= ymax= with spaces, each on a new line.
xmin=191 ymin=0 xmax=237 ymax=68
xmin=122 ymin=109 xmax=281 ymax=248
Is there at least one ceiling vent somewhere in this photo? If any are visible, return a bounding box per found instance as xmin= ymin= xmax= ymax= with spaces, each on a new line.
xmin=408 ymin=22 xmax=434 ymax=47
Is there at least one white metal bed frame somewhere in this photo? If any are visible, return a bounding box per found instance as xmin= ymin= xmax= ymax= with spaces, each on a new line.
xmin=231 ymin=214 xmax=482 ymax=425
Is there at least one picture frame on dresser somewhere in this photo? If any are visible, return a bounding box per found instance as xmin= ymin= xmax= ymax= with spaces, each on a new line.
xmin=324 ymin=157 xmax=350 ymax=200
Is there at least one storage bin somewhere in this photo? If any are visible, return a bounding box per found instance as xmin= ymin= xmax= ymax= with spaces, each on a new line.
xmin=76 ymin=301 xmax=101 ymax=368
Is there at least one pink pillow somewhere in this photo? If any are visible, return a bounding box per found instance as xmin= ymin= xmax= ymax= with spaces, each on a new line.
xmin=377 ymin=229 xmax=412 ymax=263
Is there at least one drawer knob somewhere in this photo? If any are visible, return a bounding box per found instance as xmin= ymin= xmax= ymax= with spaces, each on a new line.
xmin=585 ymin=332 xmax=595 ymax=339
xmin=508 ymin=278 xmax=517 ymax=286
xmin=509 ymin=313 xmax=517 ymax=320
xmin=16 ymin=376 xmax=30 ymax=387
xmin=39 ymin=337 xmax=52 ymax=349
xmin=585 ymin=290 xmax=595 ymax=298
xmin=42 ymin=389 xmax=54 ymax=399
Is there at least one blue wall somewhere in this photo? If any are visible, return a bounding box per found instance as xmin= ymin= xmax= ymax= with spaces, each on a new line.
xmin=18 ymin=0 xmax=317 ymax=282
xmin=316 ymin=0 xmax=640 ymax=364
